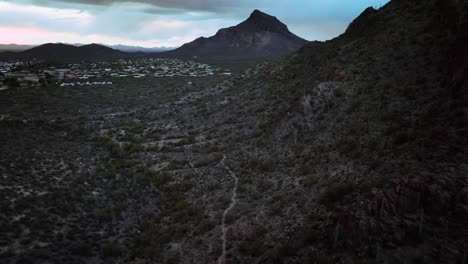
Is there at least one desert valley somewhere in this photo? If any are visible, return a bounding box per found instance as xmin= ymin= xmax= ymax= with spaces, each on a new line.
xmin=1 ymin=1 xmax=467 ymax=263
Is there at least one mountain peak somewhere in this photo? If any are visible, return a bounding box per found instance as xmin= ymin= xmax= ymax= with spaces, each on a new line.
xmin=242 ymin=9 xmax=290 ymax=35
xmin=164 ymin=9 xmax=307 ymax=59
xmin=249 ymin=9 xmax=269 ymax=19
xmin=247 ymin=9 xmax=279 ymax=24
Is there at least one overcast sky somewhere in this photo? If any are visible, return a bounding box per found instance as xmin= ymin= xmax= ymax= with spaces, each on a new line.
xmin=0 ymin=0 xmax=389 ymax=48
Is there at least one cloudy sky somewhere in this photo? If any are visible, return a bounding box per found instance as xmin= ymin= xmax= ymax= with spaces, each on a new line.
xmin=0 ymin=0 xmax=389 ymax=48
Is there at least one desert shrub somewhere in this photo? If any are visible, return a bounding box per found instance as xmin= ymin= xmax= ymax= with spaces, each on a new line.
xmin=160 ymin=145 xmax=173 ymax=152
xmin=334 ymin=88 xmax=345 ymax=98
xmin=95 ymin=208 xmax=113 ymax=222
xmin=173 ymin=136 xmax=195 ymax=147
xmin=207 ymin=182 xmax=222 ymax=191
xmin=336 ymin=137 xmax=360 ymax=157
xmin=393 ymin=128 xmax=416 ymax=146
xmin=297 ymin=164 xmax=313 ymax=176
xmin=111 ymin=190 xmax=125 ymax=200
xmin=259 ymin=158 xmax=276 ymax=171
xmin=257 ymin=179 xmax=274 ymax=192
xmin=178 ymin=117 xmax=187 ymax=124
xmin=194 ymin=219 xmax=215 ymax=235
xmin=94 ymin=136 xmax=123 ymax=157
xmin=147 ymin=171 xmax=171 ymax=187
xmin=165 ymin=255 xmax=181 ymax=264
xmin=113 ymin=202 xmax=128 ymax=216
xmin=320 ymin=182 xmax=355 ymax=206
xmin=127 ymin=122 xmax=145 ymax=134
xmin=71 ymin=243 xmax=93 ymax=257
xmin=267 ymin=243 xmax=296 ymax=260
xmin=174 ymin=180 xmax=194 ymax=192
xmin=160 ymin=182 xmax=193 ymax=203
xmin=304 ymin=174 xmax=319 ymax=187
xmin=108 ymin=143 xmax=124 ymax=157
xmin=124 ymin=143 xmax=143 ymax=154
xmin=110 ymin=158 xmax=139 ymax=170
xmin=166 ymin=159 xmax=186 ymax=170
xmin=148 ymin=129 xmax=162 ymax=140
xmin=100 ymin=241 xmax=123 ymax=258
xmin=239 ymin=238 xmax=266 ymax=257
xmin=224 ymin=211 xmax=239 ymax=225
xmin=118 ymin=133 xmax=141 ymax=143
xmin=4 ymin=78 xmax=20 ymax=87
xmin=269 ymin=201 xmax=284 ymax=216
xmin=193 ymin=154 xmax=222 ymax=168
xmin=347 ymin=100 xmax=362 ymax=113
xmin=305 ymin=255 xmax=334 ymax=264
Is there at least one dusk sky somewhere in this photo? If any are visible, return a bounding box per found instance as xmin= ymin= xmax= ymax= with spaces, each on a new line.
xmin=0 ymin=0 xmax=389 ymax=48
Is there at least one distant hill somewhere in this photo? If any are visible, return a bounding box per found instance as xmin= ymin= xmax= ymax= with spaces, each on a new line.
xmin=162 ymin=10 xmax=308 ymax=59
xmin=24 ymin=43 xmax=124 ymax=61
xmin=107 ymin=44 xmax=174 ymax=53
xmin=0 ymin=43 xmax=126 ymax=61
xmin=0 ymin=43 xmax=173 ymax=55
xmin=0 ymin=44 xmax=36 ymax=52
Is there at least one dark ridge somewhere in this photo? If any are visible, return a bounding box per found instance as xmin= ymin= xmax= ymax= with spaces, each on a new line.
xmin=0 ymin=43 xmax=127 ymax=61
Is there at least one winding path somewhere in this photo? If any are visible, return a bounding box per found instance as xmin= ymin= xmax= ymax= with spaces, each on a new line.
xmin=217 ymin=155 xmax=239 ymax=264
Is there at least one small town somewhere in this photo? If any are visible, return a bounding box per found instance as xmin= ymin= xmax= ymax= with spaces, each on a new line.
xmin=60 ymin=81 xmax=113 ymax=87
xmin=0 ymin=58 xmax=231 ymax=89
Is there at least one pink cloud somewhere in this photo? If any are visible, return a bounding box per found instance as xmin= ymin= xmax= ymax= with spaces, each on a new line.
xmin=0 ymin=25 xmax=192 ymax=47
xmin=0 ymin=27 xmax=51 ymax=44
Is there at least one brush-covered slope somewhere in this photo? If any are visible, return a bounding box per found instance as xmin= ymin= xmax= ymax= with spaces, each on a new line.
xmin=148 ymin=0 xmax=466 ymax=262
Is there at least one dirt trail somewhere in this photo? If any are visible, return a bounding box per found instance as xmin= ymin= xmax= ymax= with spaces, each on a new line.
xmin=217 ymin=155 xmax=239 ymax=264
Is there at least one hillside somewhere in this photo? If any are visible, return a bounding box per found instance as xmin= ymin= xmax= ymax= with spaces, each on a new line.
xmin=195 ymin=0 xmax=467 ymax=262
xmin=163 ymin=10 xmax=308 ymax=59
xmin=1 ymin=43 xmax=125 ymax=61
xmin=0 ymin=0 xmax=467 ymax=263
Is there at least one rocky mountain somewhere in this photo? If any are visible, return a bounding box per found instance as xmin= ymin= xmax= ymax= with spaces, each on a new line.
xmin=163 ymin=10 xmax=308 ymax=59
xmin=1 ymin=43 xmax=125 ymax=61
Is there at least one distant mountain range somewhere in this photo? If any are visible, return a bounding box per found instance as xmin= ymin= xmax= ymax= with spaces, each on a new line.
xmin=0 ymin=10 xmax=307 ymax=61
xmin=0 ymin=43 xmax=173 ymax=53
xmin=105 ymin=45 xmax=174 ymax=53
xmin=0 ymin=43 xmax=125 ymax=61
xmin=162 ymin=10 xmax=308 ymax=59
xmin=0 ymin=44 xmax=36 ymax=52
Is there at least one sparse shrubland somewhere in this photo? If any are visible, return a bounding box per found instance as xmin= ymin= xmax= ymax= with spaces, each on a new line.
xmin=1 ymin=0 xmax=467 ymax=263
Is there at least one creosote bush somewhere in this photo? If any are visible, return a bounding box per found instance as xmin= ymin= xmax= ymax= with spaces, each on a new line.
xmin=319 ymin=182 xmax=355 ymax=206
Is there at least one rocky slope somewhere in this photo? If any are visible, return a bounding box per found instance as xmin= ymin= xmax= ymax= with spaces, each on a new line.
xmin=163 ymin=10 xmax=308 ymax=59
xmin=155 ymin=0 xmax=468 ymax=262
xmin=192 ymin=0 xmax=468 ymax=262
